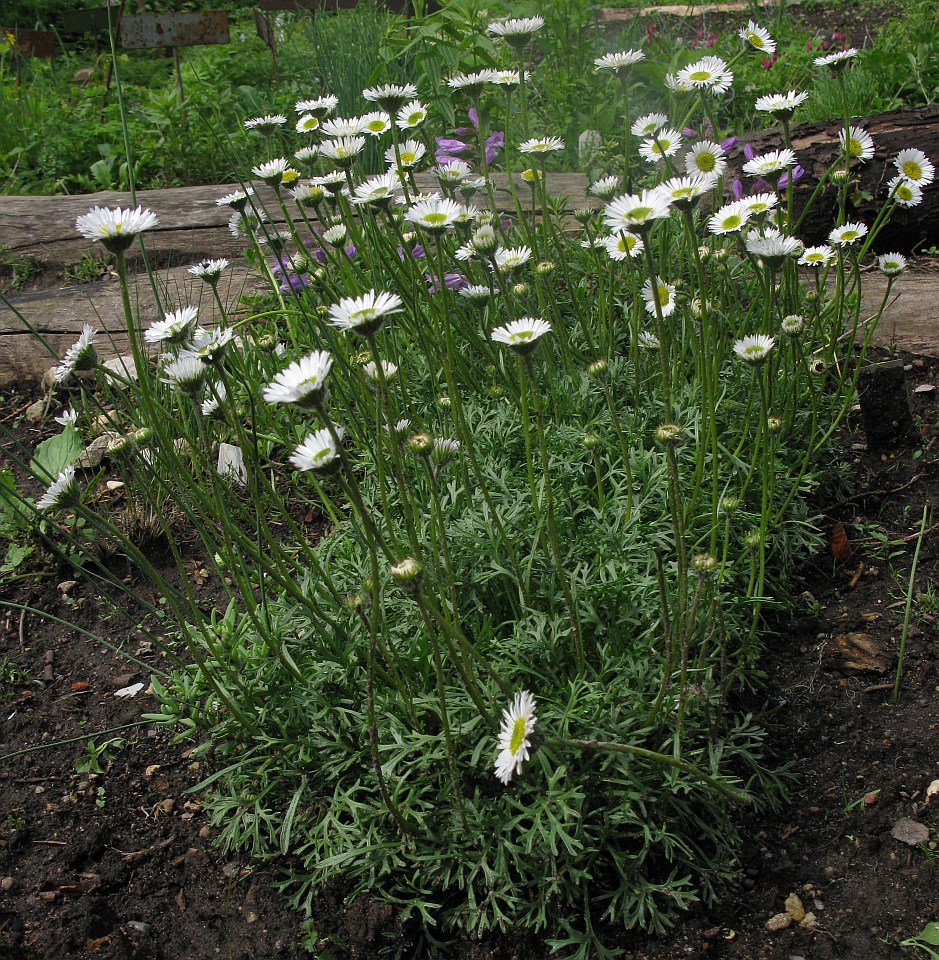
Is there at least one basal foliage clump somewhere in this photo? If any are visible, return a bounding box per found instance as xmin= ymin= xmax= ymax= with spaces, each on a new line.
xmin=10 ymin=10 xmax=933 ymax=958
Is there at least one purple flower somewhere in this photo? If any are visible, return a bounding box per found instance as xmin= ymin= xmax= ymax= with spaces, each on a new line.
xmin=752 ymin=178 xmax=770 ymax=193
xmin=778 ymin=165 xmax=804 ymax=189
xmin=486 ymin=130 xmax=504 ymax=164
xmin=397 ymin=243 xmax=426 ymax=260
xmin=682 ymin=126 xmax=698 ymax=139
xmin=721 ymin=135 xmax=738 ymax=152
xmin=468 ymin=107 xmax=479 ymax=128
xmin=731 ymin=178 xmax=744 ymax=200
xmin=436 ymin=137 xmax=469 ymax=154
xmin=742 ymin=142 xmax=755 ymax=162
xmin=426 ymin=272 xmax=467 ymax=294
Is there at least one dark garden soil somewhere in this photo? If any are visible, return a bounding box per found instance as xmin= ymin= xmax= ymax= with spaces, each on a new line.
xmin=0 ymin=349 xmax=936 ymax=960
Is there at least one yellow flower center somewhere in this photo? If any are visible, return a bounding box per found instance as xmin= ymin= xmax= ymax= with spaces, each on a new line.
xmin=902 ymin=160 xmax=922 ymax=180
xmin=689 ymin=69 xmax=710 ymax=81
xmin=509 ymin=716 xmax=527 ymax=753
xmin=696 ymin=152 xmax=716 ymax=172
xmin=723 ymin=214 xmax=741 ymax=230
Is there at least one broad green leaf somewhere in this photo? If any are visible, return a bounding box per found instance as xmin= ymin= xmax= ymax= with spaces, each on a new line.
xmin=30 ymin=427 xmax=82 ymax=483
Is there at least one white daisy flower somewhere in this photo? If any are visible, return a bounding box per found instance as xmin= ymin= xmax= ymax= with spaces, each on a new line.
xmin=362 ymin=359 xmax=398 ymax=383
xmin=362 ymin=82 xmax=418 ymax=112
xmin=436 ymin=159 xmax=472 ymax=184
xmin=739 ymin=20 xmax=775 ymax=55
xmin=361 ymin=111 xmax=392 ymax=136
xmin=638 ymin=330 xmax=661 ymax=349
xmin=877 ymin=253 xmax=907 ymax=276
xmin=603 ymin=231 xmax=643 ymax=260
xmin=742 ymin=147 xmax=797 ymax=176
xmin=494 ymin=690 xmax=537 ymax=785
xmin=294 ymin=94 xmax=338 ymax=117
xmin=320 ymin=116 xmax=369 ymax=138
xmin=160 ymin=355 xmax=206 ymax=393
xmin=188 ymin=258 xmax=230 ymax=283
xmin=387 ymin=139 xmax=426 ymax=169
xmin=733 ymin=333 xmax=775 ymax=364
xmin=887 ymin=175 xmax=923 ymax=207
xmin=741 ymin=192 xmax=778 ymax=216
xmin=828 ymin=221 xmax=868 ymax=246
xmin=589 ymin=174 xmax=621 ymax=200
xmin=36 ymin=465 xmax=78 ymax=511
xmin=290 ymin=426 xmax=344 ymax=473
xmin=182 ymin=326 xmax=234 ymax=365
xmin=291 ymin=182 xmax=325 ymax=206
xmin=814 ymin=47 xmax=858 ymax=70
xmin=319 ymin=136 xmax=366 ymax=165
xmin=642 ymin=277 xmax=677 ymax=317
xmin=799 ymin=244 xmax=835 ymax=267
xmin=488 ymin=16 xmax=544 ymax=40
xmin=54 ymin=324 xmax=98 ymax=382
xmin=519 ymin=136 xmax=565 ymax=155
xmin=244 ymin=114 xmax=286 ymax=134
xmin=755 ymin=90 xmax=809 ymax=120
xmin=631 ymin=113 xmax=669 ymax=137
xmin=311 ymin=171 xmax=348 ymax=193
xmin=594 ymin=49 xmax=645 ymax=72
xmin=603 ymin=189 xmax=672 ymax=233
xmin=491 ymin=317 xmax=551 ymax=353
xmin=447 ymin=70 xmax=497 ymax=95
xmin=708 ymin=200 xmax=751 ymax=235
xmin=404 ymin=196 xmax=463 ymax=232
xmin=492 ymin=246 xmax=533 ymax=273
xmin=840 ymin=125 xmax=875 ymax=163
xmin=75 ymin=206 xmax=159 ymax=253
xmin=322 ymin=224 xmax=348 ymax=247
xmin=657 ymin=174 xmax=714 ymax=207
xmin=145 ymin=306 xmax=199 ymax=345
xmin=685 ymin=140 xmax=727 ymax=179
xmin=745 ymin=227 xmax=802 ymax=261
xmin=351 ymin=171 xmax=402 ymax=206
xmin=893 ymin=148 xmax=935 ymax=186
xmin=396 ymin=100 xmax=428 ymax=130
xmin=488 ymin=69 xmax=524 ymax=88
xmin=638 ymin=128 xmax=683 ymax=164
xmin=215 ymin=188 xmax=255 ymax=211
xmin=263 ymin=351 xmax=333 ymax=406
xmin=329 ymin=290 xmax=403 ymax=335
xmin=781 ymin=314 xmax=805 ymax=336
xmin=201 ymin=382 xmax=226 ymax=418
xmin=251 ymin=158 xmax=299 ymax=187
xmin=296 ymin=113 xmax=322 ymax=133
xmin=664 ymin=71 xmax=693 ymax=93
xmin=54 ymin=407 xmax=78 ymax=427
xmin=677 ymin=56 xmax=733 ymax=94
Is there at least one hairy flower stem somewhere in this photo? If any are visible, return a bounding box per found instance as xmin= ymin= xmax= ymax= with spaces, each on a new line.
xmin=523 ymin=356 xmax=585 ymax=673
xmin=642 ymin=242 xmax=673 ymax=421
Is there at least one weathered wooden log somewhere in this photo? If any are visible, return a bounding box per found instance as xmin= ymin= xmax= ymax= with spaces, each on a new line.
xmin=726 ymin=105 xmax=939 ymax=251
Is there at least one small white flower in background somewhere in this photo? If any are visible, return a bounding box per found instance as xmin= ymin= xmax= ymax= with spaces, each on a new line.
xmin=321 ymin=224 xmax=348 ymax=247
xmin=733 ymin=333 xmax=775 ymax=365
xmin=37 ymin=465 xmax=78 ymax=512
xmin=589 ymin=174 xmax=621 ymax=200
xmin=361 ymin=111 xmax=392 ymax=136
xmin=396 ymin=100 xmax=428 ymax=130
xmin=188 ymin=258 xmax=230 ymax=284
xmin=295 ymin=93 xmax=338 ymax=117
xmin=362 ymin=82 xmax=418 ymax=112
xmin=739 ymin=20 xmax=775 ymax=55
xmin=75 ymin=206 xmax=159 ymax=254
xmin=215 ymin=187 xmax=255 ymax=211
xmin=454 ymin=241 xmax=477 ymax=262
xmin=257 ymin=229 xmax=292 ymax=252
xmin=677 ymin=55 xmax=733 ymax=94
xmin=251 ymin=157 xmax=299 ymax=187
xmin=603 ymin=231 xmax=643 ymax=260
xmin=217 ymin=443 xmax=246 ymax=486
xmin=405 ymin=196 xmax=463 ymax=232
xmin=877 ymin=253 xmax=908 ymax=275
xmin=488 ymin=69 xmax=524 ymax=89
xmin=54 ymin=407 xmax=78 ymax=428
xmin=742 ymin=147 xmax=797 ymax=176
xmin=814 ymin=47 xmax=858 ymax=70
xmin=488 ymin=16 xmax=545 ymax=42
xmin=754 ymin=90 xmax=808 ymax=119
xmin=664 ymin=71 xmax=693 ymax=93
xmin=494 ymin=690 xmax=537 ymax=785
xmin=447 ymin=70 xmax=497 ymax=95
xmin=436 ymin=159 xmax=472 ymax=184
xmin=311 ymin=171 xmax=348 ymax=195
xmin=893 ymin=148 xmax=935 ymax=186
xmin=329 ymin=290 xmax=403 ymax=335
xmin=492 ymin=245 xmax=533 ymax=273
xmin=799 ymin=244 xmax=835 ymax=267
xmin=352 ymin=171 xmax=402 ymax=206
xmin=639 ymin=128 xmax=683 ymax=164
xmin=389 ymin=418 xmax=412 ymax=435
xmin=638 ymin=330 xmax=661 ymax=350
xmin=459 ymin=284 xmax=492 ymax=303
xmin=491 ymin=317 xmax=551 ymax=353
xmin=263 ymin=350 xmax=333 ymax=406
xmin=603 ymin=188 xmax=672 ymax=233
xmin=319 ymin=116 xmax=368 ymax=137
xmin=641 ymin=277 xmax=677 ymax=318
xmin=839 ymin=125 xmax=875 ymax=163
xmin=745 ymin=227 xmax=802 ymax=261
xmin=741 ymin=192 xmax=778 ymax=217
xmin=389 ymin=556 xmax=423 ymax=586
xmin=145 ymin=306 xmax=199 ymax=346
xmin=594 ymin=49 xmax=645 ymax=73
xmin=708 ymin=200 xmax=751 ymax=235
xmin=887 ymin=175 xmax=923 ymax=207
xmin=657 ymin=174 xmax=714 ymax=208
xmin=362 ymin=359 xmax=398 ymax=383
xmin=631 ymin=113 xmax=669 ymax=137
xmin=319 ymin=136 xmax=366 ymax=165
xmin=685 ymin=140 xmax=727 ymax=179
xmin=54 ymin=324 xmax=98 ymax=383
xmin=182 ymin=326 xmax=234 ymax=365
xmin=160 ymin=355 xmax=206 ymax=393
xmin=431 ymin=437 xmax=461 ymax=466
xmin=387 ymin=139 xmax=426 ymax=169
xmin=202 ymin=382 xmax=227 ymax=418
xmin=296 ymin=113 xmax=322 ymax=133
xmin=290 ymin=426 xmax=344 ymax=473
xmin=519 ymin=136 xmax=565 ymax=155
xmin=244 ymin=114 xmax=286 ymax=135
xmin=781 ymin=314 xmax=805 ymax=336
xmin=828 ymin=221 xmax=868 ymax=246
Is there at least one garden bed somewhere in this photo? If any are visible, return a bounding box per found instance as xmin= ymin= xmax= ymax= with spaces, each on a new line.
xmin=1 ymin=349 xmax=936 ymax=960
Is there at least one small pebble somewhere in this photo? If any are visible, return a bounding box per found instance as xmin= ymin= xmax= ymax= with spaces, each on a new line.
xmin=0 ymin=876 xmax=14 ymax=893
xmin=765 ymin=912 xmax=792 ymax=932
